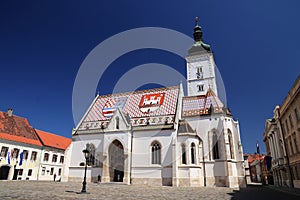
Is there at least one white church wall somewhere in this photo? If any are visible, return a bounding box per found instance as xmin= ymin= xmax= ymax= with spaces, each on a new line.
xmin=130 ymin=129 xmax=175 ymax=186
xmin=178 ymin=167 xmax=189 ymax=177
xmin=186 ymin=116 xmax=225 ymax=160
xmin=69 ymin=134 xmax=104 ymax=167
xmin=176 ymin=134 xmax=203 ymax=187
xmin=68 ymin=166 xmax=92 ymax=182
xmin=131 ymin=129 xmax=175 ymax=167
xmin=63 ymin=143 xmax=72 ymax=182
xmin=226 ymin=118 xmax=244 ymax=162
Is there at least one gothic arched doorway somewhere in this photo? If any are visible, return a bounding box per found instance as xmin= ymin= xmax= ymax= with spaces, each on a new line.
xmin=109 ymin=140 xmax=124 ymax=182
xmin=0 ymin=165 xmax=11 ymax=180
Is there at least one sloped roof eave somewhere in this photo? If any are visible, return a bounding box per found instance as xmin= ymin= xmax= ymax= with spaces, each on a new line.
xmin=35 ymin=129 xmax=71 ymax=150
xmin=0 ymin=132 xmax=43 ymax=147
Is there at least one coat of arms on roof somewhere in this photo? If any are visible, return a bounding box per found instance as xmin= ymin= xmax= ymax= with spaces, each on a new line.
xmin=139 ymin=93 xmax=165 ymax=113
xmin=102 ymin=97 xmax=127 ymax=118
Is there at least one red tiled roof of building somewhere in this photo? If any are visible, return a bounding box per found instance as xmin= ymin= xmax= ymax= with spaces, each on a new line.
xmin=35 ymin=129 xmax=71 ymax=150
xmin=84 ymin=86 xmax=179 ymax=121
xmin=77 ymin=86 xmax=179 ymax=130
xmin=0 ymin=111 xmax=42 ymax=146
xmin=246 ymin=154 xmax=265 ymax=164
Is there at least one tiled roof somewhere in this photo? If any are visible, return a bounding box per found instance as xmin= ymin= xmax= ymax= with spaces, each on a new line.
xmin=35 ymin=129 xmax=71 ymax=150
xmin=182 ymin=89 xmax=226 ymax=117
xmin=178 ymin=119 xmax=196 ymax=134
xmin=0 ymin=111 xmax=42 ymax=147
xmin=79 ymin=86 xmax=179 ymax=130
xmin=246 ymin=154 xmax=265 ymax=164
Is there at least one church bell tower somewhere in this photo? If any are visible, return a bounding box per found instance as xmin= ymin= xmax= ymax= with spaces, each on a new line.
xmin=186 ymin=17 xmax=218 ymax=97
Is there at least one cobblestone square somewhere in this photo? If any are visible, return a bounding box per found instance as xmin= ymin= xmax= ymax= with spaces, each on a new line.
xmin=1 ymin=181 xmax=300 ymax=200
xmin=0 ymin=181 xmax=234 ymax=200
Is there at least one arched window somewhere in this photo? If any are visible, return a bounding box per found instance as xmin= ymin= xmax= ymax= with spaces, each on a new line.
xmin=228 ymin=129 xmax=235 ymax=159
xmin=212 ymin=131 xmax=219 ymax=160
xmin=181 ymin=144 xmax=187 ymax=164
xmin=86 ymin=143 xmax=96 ymax=166
xmin=116 ymin=117 xmax=119 ymax=129
xmin=191 ymin=143 xmax=196 ymax=164
xmin=151 ymin=142 xmax=161 ymax=164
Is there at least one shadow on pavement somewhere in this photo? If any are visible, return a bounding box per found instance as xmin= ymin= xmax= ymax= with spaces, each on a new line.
xmin=65 ymin=190 xmax=80 ymax=194
xmin=227 ymin=185 xmax=300 ymax=200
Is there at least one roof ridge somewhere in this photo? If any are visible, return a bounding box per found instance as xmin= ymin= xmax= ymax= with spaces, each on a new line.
xmin=97 ymin=85 xmax=180 ymax=98
xmin=0 ymin=111 xmax=28 ymax=121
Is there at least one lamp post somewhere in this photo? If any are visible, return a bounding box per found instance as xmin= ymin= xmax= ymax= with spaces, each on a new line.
xmin=81 ymin=148 xmax=89 ymax=193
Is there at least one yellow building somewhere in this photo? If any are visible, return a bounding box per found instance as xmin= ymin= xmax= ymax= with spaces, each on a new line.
xmin=279 ymin=75 xmax=300 ymax=188
xmin=264 ymin=75 xmax=300 ymax=188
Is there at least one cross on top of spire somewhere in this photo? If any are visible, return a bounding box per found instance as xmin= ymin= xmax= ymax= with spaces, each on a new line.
xmin=195 ymin=16 xmax=199 ymax=26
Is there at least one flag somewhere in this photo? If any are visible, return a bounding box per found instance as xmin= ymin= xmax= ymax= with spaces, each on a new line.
xmin=256 ymin=141 xmax=260 ymax=154
xmin=11 ymin=149 xmax=14 ymax=159
xmin=19 ymin=151 xmax=24 ymax=166
xmin=7 ymin=152 xmax=10 ymax=164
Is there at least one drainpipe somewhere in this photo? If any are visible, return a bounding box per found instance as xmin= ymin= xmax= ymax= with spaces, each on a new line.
xmin=202 ymin=140 xmax=206 ymax=186
xmin=129 ymin=126 xmax=133 ymax=184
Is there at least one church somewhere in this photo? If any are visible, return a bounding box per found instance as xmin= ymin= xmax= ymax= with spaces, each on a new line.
xmin=67 ymin=19 xmax=246 ymax=188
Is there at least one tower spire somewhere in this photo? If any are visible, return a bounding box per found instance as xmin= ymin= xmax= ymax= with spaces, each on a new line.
xmin=193 ymin=16 xmax=203 ymax=43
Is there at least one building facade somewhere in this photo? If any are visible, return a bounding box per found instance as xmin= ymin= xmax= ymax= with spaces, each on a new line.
xmin=0 ymin=109 xmax=71 ymax=181
xmin=35 ymin=130 xmax=71 ymax=182
xmin=263 ymin=106 xmax=291 ymax=187
xmin=68 ymin=20 xmax=246 ymax=188
xmin=244 ymin=154 xmax=270 ymax=185
xmin=0 ymin=109 xmax=43 ymax=180
xmin=279 ymin=75 xmax=300 ymax=188
xmin=264 ymin=75 xmax=300 ymax=188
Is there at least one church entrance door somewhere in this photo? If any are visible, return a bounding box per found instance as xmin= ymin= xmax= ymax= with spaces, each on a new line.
xmin=109 ymin=140 xmax=124 ymax=182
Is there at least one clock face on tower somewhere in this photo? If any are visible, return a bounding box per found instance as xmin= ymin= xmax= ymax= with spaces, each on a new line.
xmin=187 ymin=64 xmax=204 ymax=80
xmin=196 ymin=67 xmax=203 ymax=79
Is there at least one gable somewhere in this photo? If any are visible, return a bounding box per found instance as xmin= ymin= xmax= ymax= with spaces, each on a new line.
xmin=106 ymin=108 xmax=130 ymax=131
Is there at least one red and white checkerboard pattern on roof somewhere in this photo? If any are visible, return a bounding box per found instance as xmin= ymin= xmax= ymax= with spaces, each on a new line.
xmin=83 ymin=86 xmax=179 ymax=123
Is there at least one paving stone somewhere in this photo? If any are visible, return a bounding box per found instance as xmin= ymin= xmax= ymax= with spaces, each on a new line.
xmin=2 ymin=181 xmax=299 ymax=200
xmin=0 ymin=181 xmax=234 ymax=200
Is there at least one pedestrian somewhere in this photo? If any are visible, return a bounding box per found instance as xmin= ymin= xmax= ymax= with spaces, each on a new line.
xmin=98 ymin=175 xmax=101 ymax=183
xmin=54 ymin=173 xmax=56 ymax=182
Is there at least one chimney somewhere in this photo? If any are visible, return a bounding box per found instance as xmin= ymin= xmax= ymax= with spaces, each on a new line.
xmin=7 ymin=108 xmax=13 ymax=117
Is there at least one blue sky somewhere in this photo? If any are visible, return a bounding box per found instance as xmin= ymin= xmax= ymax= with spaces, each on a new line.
xmin=0 ymin=1 xmax=299 ymax=154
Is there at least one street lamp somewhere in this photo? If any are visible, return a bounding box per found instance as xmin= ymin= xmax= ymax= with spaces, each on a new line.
xmin=81 ymin=148 xmax=90 ymax=193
